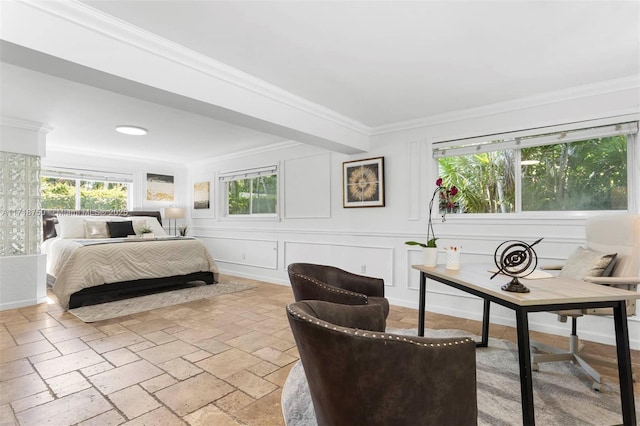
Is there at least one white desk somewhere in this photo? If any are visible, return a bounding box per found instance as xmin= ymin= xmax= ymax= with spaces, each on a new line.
xmin=412 ymin=263 xmax=639 ymax=426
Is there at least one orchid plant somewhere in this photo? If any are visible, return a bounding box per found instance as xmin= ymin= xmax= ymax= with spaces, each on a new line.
xmin=406 ymin=177 xmax=459 ymax=248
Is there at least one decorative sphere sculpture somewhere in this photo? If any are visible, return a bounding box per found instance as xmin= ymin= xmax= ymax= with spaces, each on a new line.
xmin=491 ymin=238 xmax=543 ymax=293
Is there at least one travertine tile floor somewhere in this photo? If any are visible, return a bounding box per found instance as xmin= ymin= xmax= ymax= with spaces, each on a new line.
xmin=1 ymin=275 xmax=638 ymax=425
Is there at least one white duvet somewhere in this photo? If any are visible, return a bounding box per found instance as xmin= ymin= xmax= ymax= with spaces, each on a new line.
xmin=44 ymin=237 xmax=219 ymax=309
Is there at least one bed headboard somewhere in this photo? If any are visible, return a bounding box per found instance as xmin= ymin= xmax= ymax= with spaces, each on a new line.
xmin=42 ymin=210 xmax=163 ymax=242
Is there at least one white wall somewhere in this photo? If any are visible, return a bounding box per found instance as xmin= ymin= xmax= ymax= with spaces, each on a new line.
xmin=186 ymin=85 xmax=640 ymax=349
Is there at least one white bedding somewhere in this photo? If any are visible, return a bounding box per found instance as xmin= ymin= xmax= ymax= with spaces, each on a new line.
xmin=46 ymin=237 xmax=219 ymax=309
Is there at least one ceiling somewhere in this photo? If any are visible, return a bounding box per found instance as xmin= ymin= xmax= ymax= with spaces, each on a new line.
xmin=1 ymin=1 xmax=638 ymax=163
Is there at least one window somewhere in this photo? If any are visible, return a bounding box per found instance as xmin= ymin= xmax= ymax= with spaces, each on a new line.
xmin=219 ymin=165 xmax=278 ymax=218
xmin=433 ymin=119 xmax=637 ymax=213
xmin=41 ymin=168 xmax=132 ymax=210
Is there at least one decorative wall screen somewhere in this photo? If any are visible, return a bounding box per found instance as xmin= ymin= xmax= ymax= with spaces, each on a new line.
xmin=0 ymin=152 xmax=41 ymax=256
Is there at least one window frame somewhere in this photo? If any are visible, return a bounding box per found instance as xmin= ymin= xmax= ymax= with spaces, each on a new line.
xmin=217 ymin=164 xmax=280 ymax=221
xmin=431 ymin=116 xmax=638 ymax=217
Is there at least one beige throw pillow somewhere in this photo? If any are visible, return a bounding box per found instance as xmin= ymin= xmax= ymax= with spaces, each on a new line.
xmin=83 ymin=220 xmax=109 ymax=239
xmin=558 ymin=247 xmax=617 ymax=280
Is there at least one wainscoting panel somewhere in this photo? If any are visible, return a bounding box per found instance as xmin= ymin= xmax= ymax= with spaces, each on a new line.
xmin=199 ymin=236 xmax=278 ymax=270
xmin=284 ymin=241 xmax=394 ymax=285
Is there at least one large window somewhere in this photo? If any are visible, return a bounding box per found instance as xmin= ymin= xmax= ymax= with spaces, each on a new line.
xmin=219 ymin=165 xmax=278 ymax=217
xmin=433 ymin=120 xmax=637 ymax=214
xmin=41 ymin=168 xmax=132 ymax=210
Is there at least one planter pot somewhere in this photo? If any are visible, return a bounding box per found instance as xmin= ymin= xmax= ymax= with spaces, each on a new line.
xmin=142 ymin=233 xmax=155 ymax=239
xmin=423 ymin=247 xmax=438 ymax=267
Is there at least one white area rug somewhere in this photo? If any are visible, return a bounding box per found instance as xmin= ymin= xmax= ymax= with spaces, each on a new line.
xmin=68 ymin=280 xmax=254 ymax=322
xmin=282 ymin=328 xmax=639 ymax=425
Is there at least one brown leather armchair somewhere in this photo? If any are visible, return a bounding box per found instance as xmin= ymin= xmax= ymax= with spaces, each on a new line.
xmin=286 ymin=300 xmax=478 ymax=426
xmin=287 ymin=262 xmax=390 ymax=318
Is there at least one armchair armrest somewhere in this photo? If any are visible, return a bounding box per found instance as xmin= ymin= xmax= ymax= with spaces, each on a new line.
xmin=289 ymin=271 xmax=371 ymax=305
xmin=583 ymin=276 xmax=640 ymax=287
xmin=541 ymin=264 xmax=564 ymax=271
xmin=296 ymin=300 xmax=386 ymax=332
xmin=334 ymin=270 xmax=385 ymax=297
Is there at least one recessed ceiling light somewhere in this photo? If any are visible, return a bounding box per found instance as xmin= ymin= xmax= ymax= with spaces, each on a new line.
xmin=115 ymin=125 xmax=148 ymax=136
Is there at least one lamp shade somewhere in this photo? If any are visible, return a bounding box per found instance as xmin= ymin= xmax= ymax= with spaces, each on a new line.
xmin=164 ymin=207 xmax=185 ymax=219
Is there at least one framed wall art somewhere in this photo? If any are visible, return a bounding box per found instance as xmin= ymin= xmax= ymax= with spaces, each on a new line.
xmin=193 ymin=181 xmax=210 ymax=209
xmin=146 ymin=173 xmax=174 ymax=202
xmin=342 ymin=157 xmax=385 ymax=208
xmin=190 ymin=175 xmax=215 ymax=219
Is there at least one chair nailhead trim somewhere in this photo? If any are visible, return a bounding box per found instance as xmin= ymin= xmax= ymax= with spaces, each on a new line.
xmin=292 ymin=273 xmax=368 ymax=301
xmin=286 ymin=306 xmax=473 ymax=347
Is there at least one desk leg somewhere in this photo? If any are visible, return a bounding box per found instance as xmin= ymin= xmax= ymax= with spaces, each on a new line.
xmin=515 ymin=308 xmax=535 ymax=426
xmin=418 ymin=272 xmax=426 ymax=337
xmin=478 ymin=299 xmax=490 ymax=347
xmin=613 ymin=301 xmax=636 ymax=426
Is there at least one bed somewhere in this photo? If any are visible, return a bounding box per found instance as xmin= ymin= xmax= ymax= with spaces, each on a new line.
xmin=42 ymin=210 xmax=219 ymax=309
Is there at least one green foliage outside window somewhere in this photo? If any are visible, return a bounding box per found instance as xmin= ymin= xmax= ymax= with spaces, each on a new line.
xmin=521 ymin=136 xmax=627 ymax=211
xmin=227 ymin=175 xmax=277 ymax=216
xmin=439 ymin=151 xmax=515 ymax=213
xmin=438 ymin=135 xmax=628 ymax=213
xmin=228 ymin=179 xmax=251 ymax=215
xmin=41 ymin=178 xmax=128 ymax=210
xmin=41 ymin=178 xmax=75 ymax=209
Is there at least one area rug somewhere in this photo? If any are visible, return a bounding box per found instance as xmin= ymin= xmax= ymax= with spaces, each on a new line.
xmin=282 ymin=328 xmax=639 ymax=425
xmin=68 ymin=280 xmax=254 ymax=322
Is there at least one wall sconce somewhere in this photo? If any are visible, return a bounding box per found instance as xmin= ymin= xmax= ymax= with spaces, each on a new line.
xmin=164 ymin=207 xmax=185 ymax=236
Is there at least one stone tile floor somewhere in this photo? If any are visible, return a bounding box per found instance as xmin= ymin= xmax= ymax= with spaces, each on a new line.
xmin=1 ymin=275 xmax=638 ymax=425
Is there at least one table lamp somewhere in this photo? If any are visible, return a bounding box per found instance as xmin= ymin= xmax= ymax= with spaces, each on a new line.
xmin=164 ymin=207 xmax=185 ymax=236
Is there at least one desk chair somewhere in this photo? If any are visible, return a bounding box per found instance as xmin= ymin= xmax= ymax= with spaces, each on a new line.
xmin=532 ymin=214 xmax=640 ymax=390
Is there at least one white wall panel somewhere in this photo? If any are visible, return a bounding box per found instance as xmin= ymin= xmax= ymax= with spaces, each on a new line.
xmin=284 ymin=153 xmax=331 ymax=218
xmin=284 ymin=241 xmax=394 ymax=285
xmin=199 ymin=236 xmax=278 ymax=270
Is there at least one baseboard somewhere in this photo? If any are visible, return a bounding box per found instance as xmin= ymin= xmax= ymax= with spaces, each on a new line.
xmin=0 ymin=296 xmax=47 ymax=311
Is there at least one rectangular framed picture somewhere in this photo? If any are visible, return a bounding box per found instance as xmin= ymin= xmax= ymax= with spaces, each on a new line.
xmin=191 ymin=175 xmax=215 ymax=218
xmin=342 ymin=157 xmax=385 ymax=208
xmin=146 ymin=173 xmax=174 ymax=202
xmin=193 ymin=181 xmax=210 ymax=209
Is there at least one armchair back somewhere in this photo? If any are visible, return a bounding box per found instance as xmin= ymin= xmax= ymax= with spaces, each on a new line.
xmin=287 ymin=300 xmax=477 ymax=426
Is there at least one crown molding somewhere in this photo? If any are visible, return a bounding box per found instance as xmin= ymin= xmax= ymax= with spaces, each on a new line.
xmin=20 ymin=0 xmax=370 ymax=136
xmin=371 ymin=75 xmax=640 ymax=135
xmin=0 ymin=116 xmax=54 ymax=133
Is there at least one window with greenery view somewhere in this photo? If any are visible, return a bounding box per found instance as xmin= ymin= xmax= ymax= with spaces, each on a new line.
xmin=435 ymin=122 xmax=635 ymax=214
xmin=41 ymin=176 xmax=130 ymax=210
xmin=222 ymin=166 xmax=278 ymax=217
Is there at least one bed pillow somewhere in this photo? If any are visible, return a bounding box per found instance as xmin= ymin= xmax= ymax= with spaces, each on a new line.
xmin=84 ymin=220 xmax=109 ymax=239
xmin=131 ymin=216 xmax=167 ymax=236
xmin=56 ymin=216 xmax=88 ymax=239
xmin=107 ymin=220 xmax=136 ymax=238
xmin=558 ymin=247 xmax=617 ymax=280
